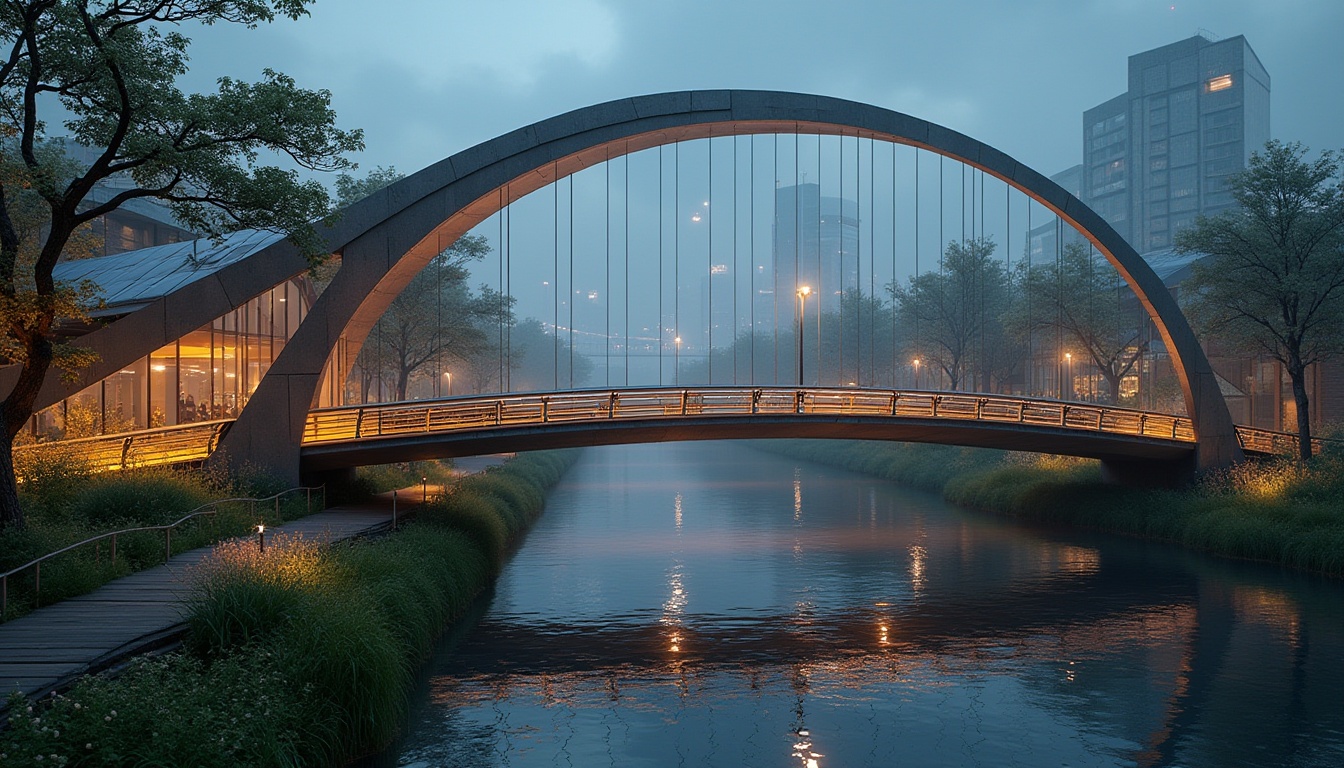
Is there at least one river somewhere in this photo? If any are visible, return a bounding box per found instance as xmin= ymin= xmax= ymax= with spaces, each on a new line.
xmin=368 ymin=441 xmax=1344 ymax=767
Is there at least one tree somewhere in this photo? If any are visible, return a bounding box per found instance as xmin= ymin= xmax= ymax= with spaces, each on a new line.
xmin=355 ymin=235 xmax=500 ymax=401
xmin=0 ymin=1 xmax=363 ymax=530
xmin=1012 ymin=242 xmax=1148 ymax=404
xmin=506 ymin=318 xmax=592 ymax=392
xmin=1176 ymin=140 xmax=1344 ymax=460
xmin=890 ymin=237 xmax=1014 ymax=391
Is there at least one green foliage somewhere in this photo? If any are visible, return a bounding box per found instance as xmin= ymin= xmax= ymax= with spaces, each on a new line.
xmin=1 ymin=463 xmax=319 ymax=621
xmin=1177 ymin=140 xmax=1344 ymax=458
xmin=891 ymin=236 xmax=1020 ymax=391
xmin=0 ymin=0 xmax=363 ymax=532
xmin=3 ymin=450 xmax=579 ymax=765
xmin=1011 ymin=241 xmax=1148 ymax=404
xmin=767 ymin=439 xmax=1344 ymax=578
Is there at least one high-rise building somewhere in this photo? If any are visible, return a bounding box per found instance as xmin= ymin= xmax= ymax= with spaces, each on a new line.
xmin=1081 ymin=33 xmax=1270 ymax=252
xmin=772 ymin=183 xmax=860 ymax=315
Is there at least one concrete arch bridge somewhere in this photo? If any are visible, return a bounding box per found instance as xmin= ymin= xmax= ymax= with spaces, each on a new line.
xmin=24 ymin=90 xmax=1312 ymax=483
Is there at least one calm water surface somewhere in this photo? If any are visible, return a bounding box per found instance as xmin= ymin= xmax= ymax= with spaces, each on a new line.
xmin=373 ymin=442 xmax=1344 ymax=767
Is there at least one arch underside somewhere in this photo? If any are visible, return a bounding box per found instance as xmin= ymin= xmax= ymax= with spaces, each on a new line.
xmin=167 ymin=89 xmax=1239 ymax=477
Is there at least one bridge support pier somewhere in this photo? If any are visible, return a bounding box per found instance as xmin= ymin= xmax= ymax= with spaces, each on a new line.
xmin=1100 ymin=455 xmax=1196 ymax=488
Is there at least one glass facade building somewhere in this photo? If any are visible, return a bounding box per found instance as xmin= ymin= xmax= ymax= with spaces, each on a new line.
xmin=1082 ymin=34 xmax=1270 ymax=252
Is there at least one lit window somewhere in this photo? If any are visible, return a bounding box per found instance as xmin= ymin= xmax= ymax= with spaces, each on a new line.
xmin=1207 ymin=74 xmax=1233 ymax=92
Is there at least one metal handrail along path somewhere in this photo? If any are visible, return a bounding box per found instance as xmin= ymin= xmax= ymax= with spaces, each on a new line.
xmin=0 ymin=484 xmax=325 ymax=620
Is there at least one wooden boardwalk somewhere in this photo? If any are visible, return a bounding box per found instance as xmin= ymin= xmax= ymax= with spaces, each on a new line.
xmin=0 ymin=481 xmax=459 ymax=705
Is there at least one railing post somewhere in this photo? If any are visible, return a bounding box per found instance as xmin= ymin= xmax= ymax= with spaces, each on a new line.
xmin=34 ymin=563 xmax=40 ymax=608
xmin=495 ymin=400 xmax=503 ymax=425
xmin=976 ymin=399 xmax=985 ymax=419
xmin=1060 ymin=406 xmax=1068 ymax=426
xmin=1140 ymin=414 xmax=1147 ymax=436
xmin=355 ymin=409 xmax=364 ymax=439
xmin=111 ymin=533 xmax=117 ymax=564
xmin=1018 ymin=402 xmax=1026 ymax=423
xmin=120 ymin=436 xmax=134 ymax=469
xmin=541 ymin=397 xmax=549 ymax=423
xmin=392 ymin=489 xmax=398 ymax=531
xmin=3 ymin=574 xmax=7 ymax=619
xmin=609 ymin=392 xmax=618 ymax=418
xmin=306 ymin=486 xmax=312 ymax=515
xmin=682 ymin=391 xmax=689 ymax=416
xmin=890 ymin=393 xmax=898 ymax=416
xmin=932 ymin=396 xmax=940 ymax=417
xmin=164 ymin=528 xmax=172 ymax=563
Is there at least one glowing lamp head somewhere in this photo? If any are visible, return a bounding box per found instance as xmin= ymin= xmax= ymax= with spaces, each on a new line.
xmin=256 ymin=523 xmax=265 ymax=534
xmin=797 ymin=285 xmax=811 ymax=297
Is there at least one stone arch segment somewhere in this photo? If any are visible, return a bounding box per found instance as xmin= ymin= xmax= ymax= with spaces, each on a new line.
xmin=213 ymin=89 xmax=1238 ymax=479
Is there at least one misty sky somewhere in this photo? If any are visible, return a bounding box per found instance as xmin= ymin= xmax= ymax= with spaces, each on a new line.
xmin=185 ymin=0 xmax=1343 ymax=181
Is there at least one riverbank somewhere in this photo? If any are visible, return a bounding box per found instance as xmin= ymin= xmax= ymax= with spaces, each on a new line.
xmin=1 ymin=450 xmax=578 ymax=767
xmin=757 ymin=440 xmax=1344 ymax=579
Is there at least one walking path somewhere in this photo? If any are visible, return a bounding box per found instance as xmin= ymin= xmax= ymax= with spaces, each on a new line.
xmin=0 ymin=455 xmax=507 ymax=705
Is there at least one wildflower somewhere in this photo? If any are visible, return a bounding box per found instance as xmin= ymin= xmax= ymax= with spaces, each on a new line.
xmin=108 ymin=710 xmax=116 ymax=718
xmin=104 ymin=716 xmax=111 ymax=722
xmin=86 ymin=744 xmax=93 ymax=750
xmin=72 ymin=703 xmax=80 ymax=710
xmin=35 ymin=756 xmax=44 ymax=762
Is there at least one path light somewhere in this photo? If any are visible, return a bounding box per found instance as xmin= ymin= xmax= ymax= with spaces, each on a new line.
xmin=256 ymin=523 xmax=265 ymax=554
xmin=422 ymin=476 xmax=428 ymax=504
xmin=913 ymin=358 xmax=921 ymax=389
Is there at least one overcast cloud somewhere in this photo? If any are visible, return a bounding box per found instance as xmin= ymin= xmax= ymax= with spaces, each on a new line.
xmin=182 ymin=0 xmax=1342 ymax=183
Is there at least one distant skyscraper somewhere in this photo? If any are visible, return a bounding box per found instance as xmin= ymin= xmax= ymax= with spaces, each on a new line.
xmin=772 ymin=183 xmax=860 ymax=315
xmin=1081 ymin=33 xmax=1270 ymax=252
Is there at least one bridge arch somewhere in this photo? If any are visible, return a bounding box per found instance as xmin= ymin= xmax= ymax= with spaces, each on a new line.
xmin=42 ymin=90 xmax=1239 ymax=478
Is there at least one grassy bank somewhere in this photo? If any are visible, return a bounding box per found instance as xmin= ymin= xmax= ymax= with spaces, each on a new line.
xmin=0 ymin=449 xmax=458 ymax=622
xmin=758 ymin=439 xmax=1344 ymax=578
xmin=2 ymin=450 xmax=578 ymax=767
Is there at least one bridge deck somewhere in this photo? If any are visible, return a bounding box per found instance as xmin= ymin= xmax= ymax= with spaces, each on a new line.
xmin=15 ymin=387 xmax=1317 ymax=473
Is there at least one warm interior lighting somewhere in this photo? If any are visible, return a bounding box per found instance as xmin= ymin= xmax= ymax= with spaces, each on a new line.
xmin=1207 ymin=73 xmax=1233 ymax=92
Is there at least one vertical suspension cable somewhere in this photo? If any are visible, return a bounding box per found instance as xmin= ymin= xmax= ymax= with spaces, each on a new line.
xmin=732 ymin=136 xmax=739 ymax=384
xmin=891 ymin=141 xmax=897 ymax=387
xmin=605 ymin=147 xmax=611 ymax=388
xmin=658 ymin=145 xmax=664 ymax=386
xmin=505 ymin=183 xmax=512 ymax=393
xmin=838 ymin=135 xmax=844 ymax=384
xmin=569 ymin=173 xmax=575 ymax=389
xmin=869 ymin=138 xmax=876 ymax=387
xmin=553 ymin=161 xmax=559 ymax=391
xmin=750 ymin=135 xmax=756 ymax=384
xmin=498 ymin=187 xmax=504 ymax=393
xmin=625 ymin=148 xmax=630 ymax=386
xmin=708 ymin=136 xmax=714 ymax=385
xmin=675 ymin=141 xmax=680 ymax=386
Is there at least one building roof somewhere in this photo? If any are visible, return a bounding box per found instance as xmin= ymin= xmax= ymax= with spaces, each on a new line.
xmin=1141 ymin=247 xmax=1206 ymax=286
xmin=53 ymin=228 xmax=283 ymax=317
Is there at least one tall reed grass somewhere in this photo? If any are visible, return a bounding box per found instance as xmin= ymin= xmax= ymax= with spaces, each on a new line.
xmin=763 ymin=439 xmax=1344 ymax=578
xmin=3 ymin=449 xmax=579 ymax=767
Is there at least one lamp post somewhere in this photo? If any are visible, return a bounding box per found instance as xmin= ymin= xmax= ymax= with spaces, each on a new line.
xmin=674 ymin=336 xmax=682 ymax=386
xmin=796 ymin=286 xmax=811 ymax=386
xmin=1064 ymin=352 xmax=1073 ymax=400
xmin=443 ymin=371 xmax=453 ymax=397
xmin=913 ymin=358 xmax=921 ymax=389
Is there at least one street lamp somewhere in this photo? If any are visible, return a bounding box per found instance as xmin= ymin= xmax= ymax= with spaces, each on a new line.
xmin=1064 ymin=352 xmax=1073 ymax=400
xmin=674 ymin=336 xmax=682 ymax=386
xmin=796 ymin=286 xmax=811 ymax=386
xmin=913 ymin=358 xmax=921 ymax=389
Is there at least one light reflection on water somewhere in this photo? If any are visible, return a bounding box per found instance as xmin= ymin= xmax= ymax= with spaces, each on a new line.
xmin=375 ymin=442 xmax=1344 ymax=768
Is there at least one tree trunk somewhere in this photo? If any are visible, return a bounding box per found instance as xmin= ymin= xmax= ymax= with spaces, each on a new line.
xmin=0 ymin=427 xmax=23 ymax=531
xmin=1287 ymin=360 xmax=1313 ymax=461
xmin=0 ymin=348 xmax=54 ymax=530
